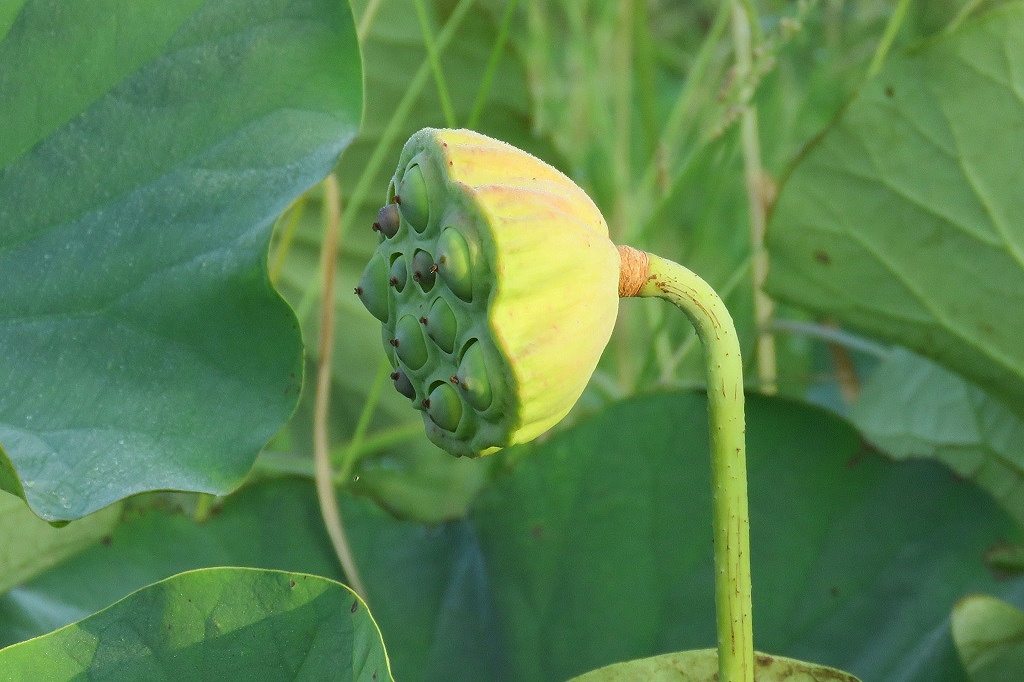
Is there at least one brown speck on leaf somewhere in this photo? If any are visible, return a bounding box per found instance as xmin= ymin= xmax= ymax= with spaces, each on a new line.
xmin=351 ymin=600 xmax=359 ymax=613
xmin=389 ymin=338 xmax=399 ymax=347
xmin=814 ymin=249 xmax=831 ymax=265
xmin=450 ymin=375 xmax=459 ymax=384
xmin=389 ymin=276 xmax=399 ymax=287
xmin=390 ymin=371 xmax=400 ymax=380
xmin=394 ymin=194 xmax=402 ymax=204
xmin=756 ymin=654 xmax=774 ymax=666
xmin=354 ymin=287 xmax=363 ymax=295
xmin=101 ymin=535 xmax=112 ymax=547
xmin=422 ymin=398 xmax=431 ymax=408
xmin=885 ymin=85 xmax=895 ymax=97
xmin=289 ymin=580 xmax=296 ymax=588
xmin=419 ymin=317 xmax=428 ymax=324
xmin=413 ymin=272 xmax=422 ymax=280
xmin=371 ymin=222 xmax=381 ymax=232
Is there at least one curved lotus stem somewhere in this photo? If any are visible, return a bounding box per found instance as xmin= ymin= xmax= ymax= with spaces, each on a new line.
xmin=619 ymin=245 xmax=753 ymax=682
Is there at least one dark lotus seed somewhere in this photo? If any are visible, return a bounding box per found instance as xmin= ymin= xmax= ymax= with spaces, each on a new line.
xmin=426 ymin=382 xmax=462 ymax=432
xmin=411 ymin=249 xmax=436 ymax=290
xmin=389 ymin=255 xmax=408 ymax=292
xmin=374 ymin=203 xmax=400 ymax=238
xmin=456 ymin=340 xmax=493 ymax=411
xmin=394 ymin=314 xmax=428 ymax=370
xmin=356 ymin=252 xmax=389 ymax=322
xmin=397 ymin=164 xmax=430 ymax=232
xmin=436 ymin=228 xmax=474 ymax=302
xmin=391 ymin=369 xmax=415 ymax=399
xmin=424 ymin=297 xmax=458 ymax=354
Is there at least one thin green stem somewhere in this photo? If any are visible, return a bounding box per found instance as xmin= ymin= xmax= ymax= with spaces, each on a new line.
xmin=636 ymin=1 xmax=730 ymax=204
xmin=313 ymin=174 xmax=367 ymax=601
xmin=944 ymin=0 xmax=983 ymax=34
xmin=866 ymin=0 xmax=912 ymax=78
xmin=413 ymin=0 xmax=457 ymax=127
xmin=736 ymin=0 xmax=761 ymax=44
xmin=250 ymin=422 xmax=426 ymax=482
xmin=769 ymin=318 xmax=890 ymax=358
xmin=468 ymin=0 xmax=520 ymax=130
xmin=730 ymin=0 xmax=775 ymax=395
xmin=623 ymin=248 xmax=753 ymax=682
xmin=269 ymin=194 xmax=307 ymax=285
xmin=335 ymin=357 xmax=391 ymax=483
xmin=192 ymin=493 xmax=217 ymax=523
xmin=295 ymin=0 xmax=476 ymax=323
xmin=631 ymin=0 xmax=659 ymax=163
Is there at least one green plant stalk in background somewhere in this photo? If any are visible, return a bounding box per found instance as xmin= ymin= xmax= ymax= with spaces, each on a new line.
xmin=620 ymin=246 xmax=752 ymax=682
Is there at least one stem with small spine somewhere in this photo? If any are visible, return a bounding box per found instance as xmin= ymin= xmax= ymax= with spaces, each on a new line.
xmin=619 ymin=246 xmax=753 ymax=682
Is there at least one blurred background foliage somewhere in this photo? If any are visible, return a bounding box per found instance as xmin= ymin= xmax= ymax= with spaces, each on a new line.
xmin=5 ymin=1 xmax=1024 ymax=680
xmin=269 ymin=0 xmax=990 ymax=520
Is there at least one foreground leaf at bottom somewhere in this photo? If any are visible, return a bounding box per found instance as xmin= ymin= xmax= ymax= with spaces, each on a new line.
xmin=0 ymin=567 xmax=392 ymax=682
xmin=568 ymin=648 xmax=859 ymax=682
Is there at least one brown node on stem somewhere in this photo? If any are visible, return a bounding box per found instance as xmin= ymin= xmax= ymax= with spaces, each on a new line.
xmin=617 ymin=245 xmax=649 ymax=298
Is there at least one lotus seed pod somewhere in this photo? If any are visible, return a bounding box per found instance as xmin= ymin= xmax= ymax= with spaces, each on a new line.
xmin=436 ymin=227 xmax=475 ymax=302
xmin=356 ymin=252 xmax=390 ymax=322
xmin=456 ymin=339 xmax=492 ymax=411
xmin=374 ymin=203 xmax=400 ymax=238
xmin=426 ymin=382 xmax=462 ymax=432
xmin=411 ymin=249 xmax=436 ymax=290
xmin=391 ymin=369 xmax=415 ymax=400
xmin=396 ymin=164 xmax=430 ymax=232
xmin=388 ymin=255 xmax=408 ymax=292
xmin=356 ymin=128 xmax=620 ymax=457
xmin=394 ymin=314 xmax=428 ymax=370
xmin=424 ymin=297 xmax=458 ymax=353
